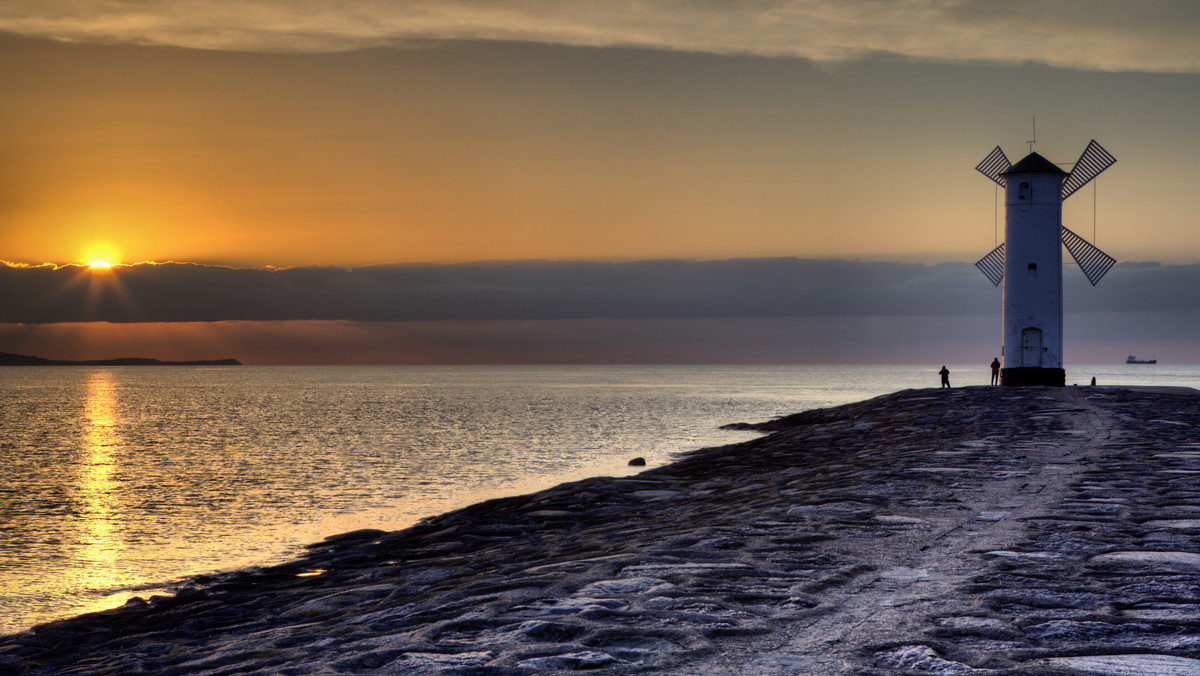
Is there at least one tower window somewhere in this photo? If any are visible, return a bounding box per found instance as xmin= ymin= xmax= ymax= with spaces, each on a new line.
xmin=1019 ymin=181 xmax=1031 ymax=200
xmin=1028 ymin=263 xmax=1037 ymax=279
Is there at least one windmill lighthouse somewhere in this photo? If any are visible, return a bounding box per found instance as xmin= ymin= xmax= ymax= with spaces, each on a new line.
xmin=974 ymin=140 xmax=1117 ymax=386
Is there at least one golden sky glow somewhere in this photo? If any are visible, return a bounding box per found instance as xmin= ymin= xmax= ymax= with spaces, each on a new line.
xmin=81 ymin=241 xmax=122 ymax=267
xmin=1 ymin=12 xmax=1199 ymax=268
xmin=2 ymin=4 xmax=1200 ymax=363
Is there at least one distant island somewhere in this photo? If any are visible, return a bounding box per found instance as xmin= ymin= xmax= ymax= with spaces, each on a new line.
xmin=0 ymin=351 xmax=241 ymax=366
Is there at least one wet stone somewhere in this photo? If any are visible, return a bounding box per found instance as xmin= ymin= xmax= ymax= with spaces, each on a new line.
xmin=1120 ymin=603 xmax=1200 ymax=620
xmin=986 ymin=588 xmax=1126 ymax=611
xmin=383 ymin=650 xmax=496 ymax=671
xmin=880 ymin=566 xmax=930 ymax=582
xmin=1033 ymin=654 xmax=1200 ymax=675
xmin=579 ymin=577 xmax=673 ymax=595
xmin=1140 ymin=532 xmax=1200 ymax=547
xmin=874 ymin=514 xmax=929 ymax=525
xmin=1144 ymin=520 xmax=1200 ymax=529
xmin=982 ymin=550 xmax=1063 ymax=561
xmin=1021 ymin=619 xmax=1149 ymax=640
xmin=936 ymin=616 xmax=1008 ymax=631
xmin=619 ymin=563 xmax=756 ymax=577
xmin=507 ymin=597 xmax=629 ymax=617
xmin=1092 ymin=551 xmax=1200 ymax=567
xmin=516 ymin=650 xmax=628 ymax=670
xmin=872 ymin=645 xmax=980 ymax=674
xmin=512 ymin=620 xmax=587 ymax=642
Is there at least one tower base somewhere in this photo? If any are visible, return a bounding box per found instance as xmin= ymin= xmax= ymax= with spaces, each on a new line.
xmin=1000 ymin=367 xmax=1065 ymax=387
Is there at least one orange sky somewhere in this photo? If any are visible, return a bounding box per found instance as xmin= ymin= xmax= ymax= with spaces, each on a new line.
xmin=2 ymin=25 xmax=1199 ymax=268
xmin=2 ymin=3 xmax=1200 ymax=364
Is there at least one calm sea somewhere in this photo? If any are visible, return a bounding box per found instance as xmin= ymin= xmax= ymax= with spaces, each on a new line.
xmin=2 ymin=363 xmax=1197 ymax=634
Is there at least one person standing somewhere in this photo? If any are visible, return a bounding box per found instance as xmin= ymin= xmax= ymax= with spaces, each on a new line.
xmin=990 ymin=357 xmax=1001 ymax=386
xmin=939 ymin=365 xmax=951 ymax=388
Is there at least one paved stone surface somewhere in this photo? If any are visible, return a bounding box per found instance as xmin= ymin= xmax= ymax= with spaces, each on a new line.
xmin=2 ymin=386 xmax=1199 ymax=674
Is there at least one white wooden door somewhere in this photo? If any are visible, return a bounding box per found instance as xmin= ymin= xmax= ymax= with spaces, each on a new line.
xmin=1021 ymin=328 xmax=1042 ymax=367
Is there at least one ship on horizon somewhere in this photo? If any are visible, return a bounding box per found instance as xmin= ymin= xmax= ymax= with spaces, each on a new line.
xmin=1126 ymin=354 xmax=1158 ymax=364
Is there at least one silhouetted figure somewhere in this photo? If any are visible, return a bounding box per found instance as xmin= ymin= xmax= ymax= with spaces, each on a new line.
xmin=939 ymin=365 xmax=951 ymax=388
xmin=1091 ymin=376 xmax=1096 ymax=386
xmin=990 ymin=357 xmax=1001 ymax=386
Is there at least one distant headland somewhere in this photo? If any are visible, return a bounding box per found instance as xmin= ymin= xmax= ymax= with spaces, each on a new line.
xmin=0 ymin=351 xmax=241 ymax=366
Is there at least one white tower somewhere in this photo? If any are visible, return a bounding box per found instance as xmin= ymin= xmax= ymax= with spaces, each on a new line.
xmin=974 ymin=141 xmax=1116 ymax=386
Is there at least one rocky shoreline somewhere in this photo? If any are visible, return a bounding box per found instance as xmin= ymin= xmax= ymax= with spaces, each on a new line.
xmin=4 ymin=386 xmax=1200 ymax=674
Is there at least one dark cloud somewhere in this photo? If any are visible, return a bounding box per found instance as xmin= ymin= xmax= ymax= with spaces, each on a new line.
xmin=1065 ymin=261 xmax=1200 ymax=313
xmin=2 ymin=258 xmax=1196 ymax=325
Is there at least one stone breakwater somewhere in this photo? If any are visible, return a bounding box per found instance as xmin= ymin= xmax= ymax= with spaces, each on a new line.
xmin=3 ymin=386 xmax=1200 ymax=675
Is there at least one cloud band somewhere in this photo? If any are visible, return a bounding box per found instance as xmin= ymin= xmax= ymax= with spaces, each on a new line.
xmin=1 ymin=258 xmax=1193 ymax=324
xmin=2 ymin=1 xmax=1199 ymax=73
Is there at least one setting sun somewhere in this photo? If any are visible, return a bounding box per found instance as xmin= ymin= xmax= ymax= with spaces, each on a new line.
xmin=81 ymin=242 xmax=122 ymax=269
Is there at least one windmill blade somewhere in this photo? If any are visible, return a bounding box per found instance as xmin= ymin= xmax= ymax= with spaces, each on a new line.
xmin=1061 ymin=140 xmax=1116 ymax=200
xmin=975 ymin=146 xmax=1011 ymax=187
xmin=1061 ymin=226 xmax=1116 ymax=286
xmin=974 ymin=243 xmax=1006 ymax=287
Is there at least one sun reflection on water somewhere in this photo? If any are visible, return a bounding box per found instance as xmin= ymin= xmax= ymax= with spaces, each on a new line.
xmin=73 ymin=371 xmax=135 ymax=613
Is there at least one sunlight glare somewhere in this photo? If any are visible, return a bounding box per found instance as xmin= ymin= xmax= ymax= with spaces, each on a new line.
xmin=74 ymin=371 xmax=134 ymax=613
xmin=81 ymin=241 xmax=122 ymax=269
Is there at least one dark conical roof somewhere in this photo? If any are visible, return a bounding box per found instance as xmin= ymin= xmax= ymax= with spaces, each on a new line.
xmin=1001 ymin=151 xmax=1067 ymax=175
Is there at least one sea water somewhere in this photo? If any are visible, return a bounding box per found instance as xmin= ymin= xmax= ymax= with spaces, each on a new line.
xmin=1 ymin=363 xmax=1196 ymax=634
